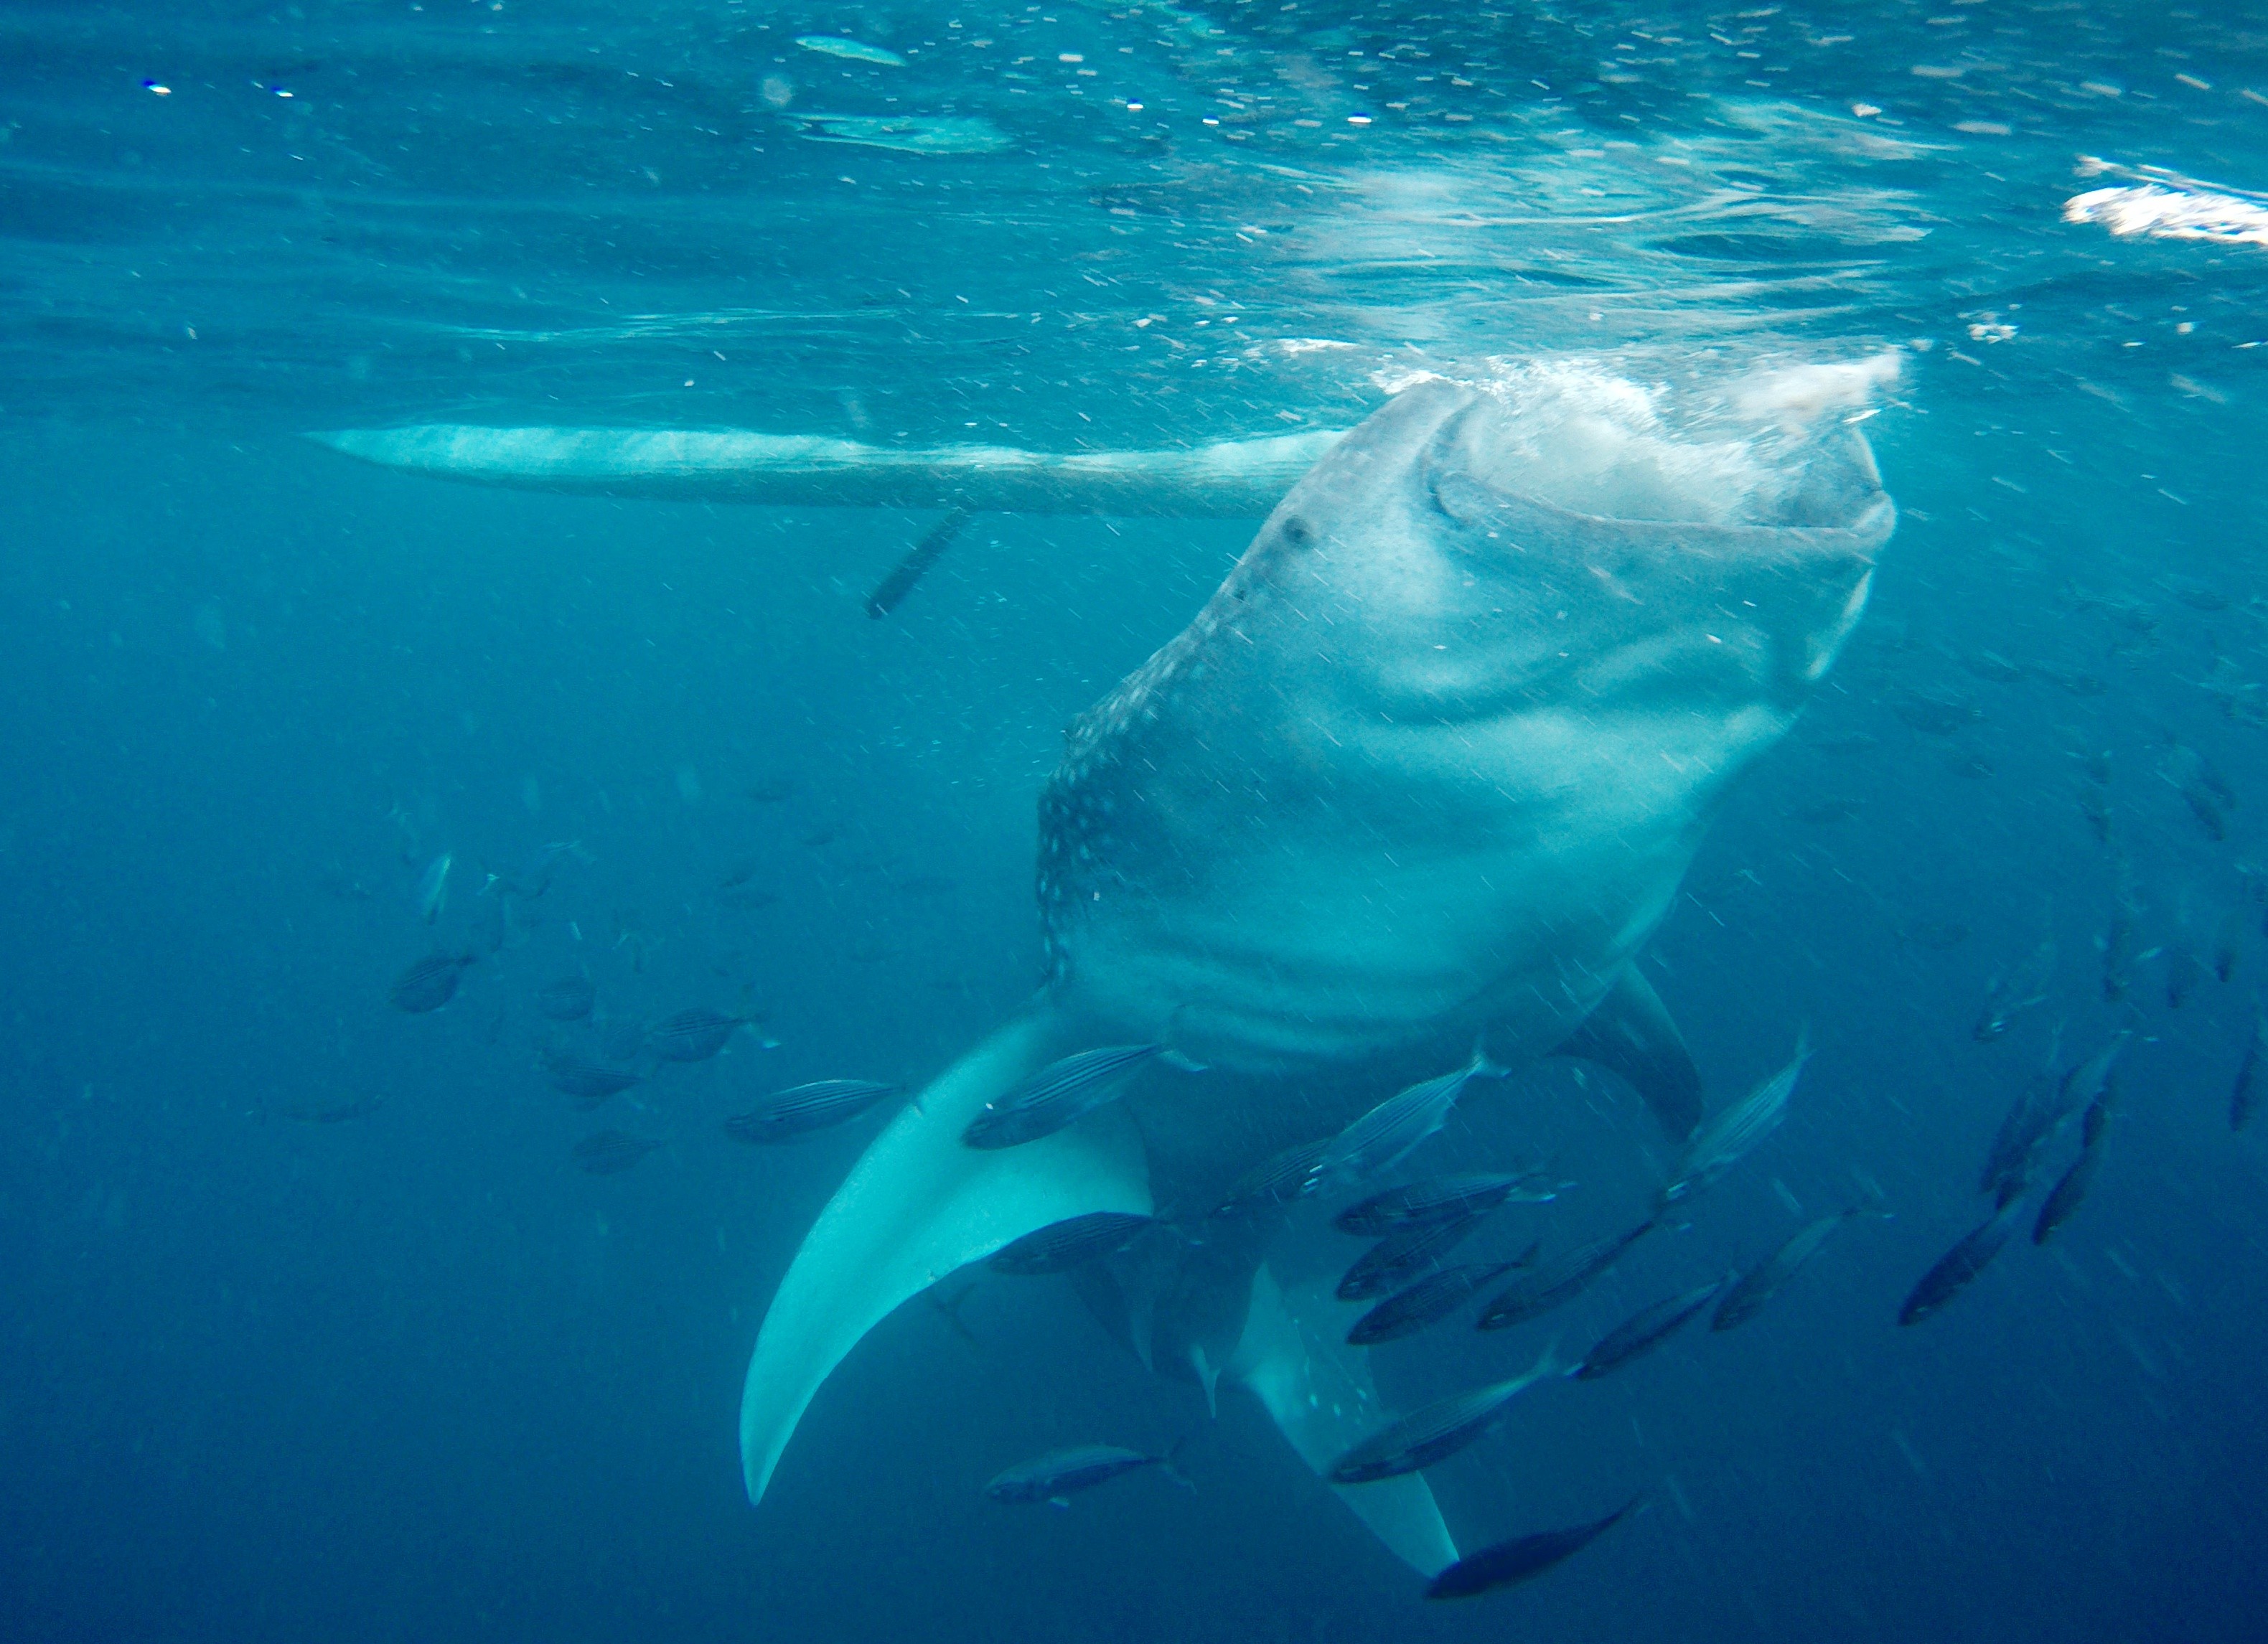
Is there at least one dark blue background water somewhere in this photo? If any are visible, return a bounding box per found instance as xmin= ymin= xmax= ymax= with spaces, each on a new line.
xmin=5 ymin=4 xmax=2268 ymax=1640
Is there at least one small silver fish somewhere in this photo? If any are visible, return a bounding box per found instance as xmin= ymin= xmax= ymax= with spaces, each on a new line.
xmin=1328 ymin=1340 xmax=1565 ymax=1484
xmin=596 ymin=1018 xmax=646 ymax=1063
xmin=1211 ymin=1136 xmax=1333 ymax=1218
xmin=649 ymin=1007 xmax=744 ymax=1063
xmin=571 ymin=1130 xmax=660 ymax=1175
xmin=988 ymin=1212 xmax=1157 ymax=1275
xmin=273 ymin=1094 xmax=385 ymax=1124
xmin=541 ymin=1051 xmax=641 ymax=1108
xmin=1477 ymin=1219 xmax=1657 ymax=1331
xmin=1336 ymin=1216 xmax=1485 ymax=1302
xmin=389 ymin=951 xmax=472 ymax=1013
xmin=1978 ymin=1071 xmax=2063 ymax=1205
xmin=1982 ymin=1033 xmax=2124 ymax=1206
xmin=1973 ymin=939 xmax=2056 ymax=1039
xmin=962 ymin=1045 xmax=1162 ymax=1150
xmin=1425 ymin=1498 xmax=1640 ymax=1600
xmin=2213 ymin=906 xmax=2244 ymax=985
xmin=723 ymin=1079 xmax=899 ymax=1142
xmin=1898 ymin=1198 xmax=2026 ymax=1325
xmin=1712 ymin=1206 xmax=1868 ymax=1331
xmin=2164 ymin=946 xmax=2202 ymax=1010
xmin=1347 ymin=1260 xmax=1521 ymax=1347
xmin=795 ymin=34 xmax=906 ymax=65
xmin=416 ymin=852 xmax=452 ymax=924
xmin=2234 ymin=1012 xmax=2266 ymax=1133
xmin=1659 ymin=1030 xmax=1809 ymax=1207
xmin=983 ymin=1443 xmax=1187 ymax=1506
xmin=2101 ymin=875 xmax=2142 ymax=1004
xmin=536 ymin=974 xmax=596 ymax=1023
xmin=2031 ymin=1122 xmax=2106 ymax=1245
xmin=1312 ymin=1051 xmax=1506 ymax=1189
xmin=1334 ymin=1171 xmax=1555 ymax=1238
xmin=2163 ymin=741 xmax=2235 ymax=841
xmin=1573 ymin=1279 xmax=1724 ymax=1378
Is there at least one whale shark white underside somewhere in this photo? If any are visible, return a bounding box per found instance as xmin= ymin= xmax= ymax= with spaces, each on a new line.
xmin=322 ymin=367 xmax=1895 ymax=1576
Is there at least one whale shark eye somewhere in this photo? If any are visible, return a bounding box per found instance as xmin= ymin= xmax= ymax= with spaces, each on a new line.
xmin=1280 ymin=517 xmax=1310 ymax=546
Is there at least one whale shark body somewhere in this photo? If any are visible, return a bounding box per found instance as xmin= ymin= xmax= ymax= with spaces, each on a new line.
xmin=734 ymin=369 xmax=1895 ymax=1572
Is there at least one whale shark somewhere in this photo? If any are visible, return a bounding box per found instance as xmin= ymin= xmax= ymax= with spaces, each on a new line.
xmin=734 ymin=361 xmax=1896 ymax=1572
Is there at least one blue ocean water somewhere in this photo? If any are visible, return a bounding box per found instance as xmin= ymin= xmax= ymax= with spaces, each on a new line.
xmin=4 ymin=3 xmax=2268 ymax=1640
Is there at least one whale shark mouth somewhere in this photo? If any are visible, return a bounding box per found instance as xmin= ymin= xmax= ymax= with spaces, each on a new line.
xmin=1426 ymin=350 xmax=1903 ymax=528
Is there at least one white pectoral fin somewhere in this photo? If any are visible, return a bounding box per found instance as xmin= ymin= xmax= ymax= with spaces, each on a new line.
xmin=739 ymin=1007 xmax=1152 ymax=1503
xmin=1230 ymin=1266 xmax=1460 ymax=1578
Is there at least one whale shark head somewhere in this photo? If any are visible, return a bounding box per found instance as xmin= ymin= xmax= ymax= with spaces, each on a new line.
xmin=1039 ymin=366 xmax=1893 ymax=1089
xmin=740 ymin=357 xmax=1896 ymax=1577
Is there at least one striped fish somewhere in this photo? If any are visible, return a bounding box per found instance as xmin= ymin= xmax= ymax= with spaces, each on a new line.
xmin=1898 ymin=1198 xmax=2025 ymax=1325
xmin=389 ymin=951 xmax=472 ymax=1013
xmin=1346 ymin=1260 xmax=1521 ymax=1347
xmin=1425 ymin=1498 xmax=1640 ymax=1600
xmin=2032 ymin=1084 xmax=2116 ymax=1245
xmin=988 ymin=1211 xmax=1157 ymax=1275
xmin=1477 ymin=1218 xmax=1657 ymax=1331
xmin=1336 ymin=1215 xmax=1486 ymax=1302
xmin=649 ymin=1007 xmax=744 ymax=1063
xmin=1712 ymin=1206 xmax=1866 ymax=1331
xmin=541 ymin=1051 xmax=642 ymax=1108
xmin=1657 ymin=1030 xmax=1810 ymax=1208
xmin=961 ymin=1045 xmax=1161 ymax=1150
xmin=1334 ymin=1171 xmax=1555 ymax=1237
xmin=723 ymin=1079 xmax=899 ymax=1143
xmin=2234 ymin=1010 xmax=2265 ymax=1132
xmin=2030 ymin=1137 xmax=2104 ymax=1246
xmin=1328 ymin=1340 xmax=1565 ymax=1484
xmin=571 ymin=1130 xmax=660 ymax=1175
xmin=1573 ymin=1279 xmax=1724 ymax=1378
xmin=1311 ymin=1051 xmax=1506 ymax=1189
xmin=535 ymin=974 xmax=596 ymax=1022
xmin=1211 ymin=1137 xmax=1334 ymax=1218
xmin=983 ymin=1443 xmax=1188 ymax=1504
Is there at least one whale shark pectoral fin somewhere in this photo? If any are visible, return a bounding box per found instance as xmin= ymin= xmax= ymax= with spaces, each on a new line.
xmin=1230 ymin=1266 xmax=1459 ymax=1578
xmin=739 ymin=1007 xmax=1151 ymax=1505
xmin=1551 ymin=963 xmax=1704 ymax=1141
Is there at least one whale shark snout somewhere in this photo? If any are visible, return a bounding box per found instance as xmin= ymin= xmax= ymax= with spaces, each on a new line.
xmin=738 ymin=360 xmax=1898 ymax=1573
